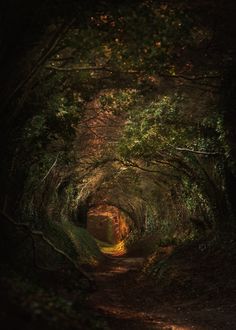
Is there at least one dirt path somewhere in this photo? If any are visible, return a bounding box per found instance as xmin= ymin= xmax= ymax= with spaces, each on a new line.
xmin=88 ymin=255 xmax=186 ymax=329
xmin=88 ymin=255 xmax=236 ymax=330
xmin=89 ymin=255 xmax=156 ymax=329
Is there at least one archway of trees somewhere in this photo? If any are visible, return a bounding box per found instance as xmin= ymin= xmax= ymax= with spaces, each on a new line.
xmin=1 ymin=1 xmax=236 ymax=329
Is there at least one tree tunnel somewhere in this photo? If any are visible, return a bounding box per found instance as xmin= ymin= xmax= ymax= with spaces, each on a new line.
xmin=1 ymin=1 xmax=236 ymax=328
xmin=1 ymin=0 xmax=236 ymax=250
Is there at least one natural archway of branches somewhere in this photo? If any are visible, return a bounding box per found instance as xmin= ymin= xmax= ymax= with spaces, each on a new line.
xmin=1 ymin=1 xmax=236 ymax=329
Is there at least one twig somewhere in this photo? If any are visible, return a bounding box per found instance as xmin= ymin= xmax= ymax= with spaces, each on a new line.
xmin=41 ymin=154 xmax=59 ymax=182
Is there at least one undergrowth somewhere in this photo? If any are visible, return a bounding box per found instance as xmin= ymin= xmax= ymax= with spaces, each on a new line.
xmin=142 ymin=234 xmax=236 ymax=303
xmin=0 ymin=266 xmax=109 ymax=330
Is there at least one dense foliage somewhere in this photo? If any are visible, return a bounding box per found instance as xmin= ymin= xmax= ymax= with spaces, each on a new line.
xmin=0 ymin=1 xmax=236 ymax=327
xmin=1 ymin=0 xmax=236 ymax=242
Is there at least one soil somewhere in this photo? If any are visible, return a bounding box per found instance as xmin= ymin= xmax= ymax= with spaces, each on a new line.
xmin=88 ymin=245 xmax=236 ymax=330
xmin=1 ymin=236 xmax=235 ymax=330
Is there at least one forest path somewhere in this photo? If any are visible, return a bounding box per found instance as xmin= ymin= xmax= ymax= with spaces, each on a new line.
xmin=88 ymin=255 xmax=187 ymax=329
xmin=88 ymin=253 xmax=236 ymax=330
xmin=88 ymin=255 xmax=159 ymax=329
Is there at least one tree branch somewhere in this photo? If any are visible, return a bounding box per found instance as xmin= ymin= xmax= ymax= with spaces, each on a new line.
xmin=161 ymin=73 xmax=220 ymax=81
xmin=45 ymin=64 xmax=140 ymax=75
xmin=41 ymin=154 xmax=59 ymax=182
xmin=3 ymin=19 xmax=76 ymax=122
xmin=175 ymin=147 xmax=220 ymax=155
xmin=0 ymin=210 xmax=94 ymax=282
xmin=45 ymin=65 xmax=113 ymax=72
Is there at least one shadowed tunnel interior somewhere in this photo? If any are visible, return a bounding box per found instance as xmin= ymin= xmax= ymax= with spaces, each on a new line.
xmin=1 ymin=1 xmax=236 ymax=329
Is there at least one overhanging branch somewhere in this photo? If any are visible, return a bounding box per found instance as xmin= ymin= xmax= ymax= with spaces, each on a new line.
xmin=175 ymin=147 xmax=220 ymax=155
xmin=45 ymin=65 xmax=113 ymax=72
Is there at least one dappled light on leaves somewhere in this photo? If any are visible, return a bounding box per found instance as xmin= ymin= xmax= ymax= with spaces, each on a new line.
xmin=1 ymin=0 xmax=236 ymax=329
